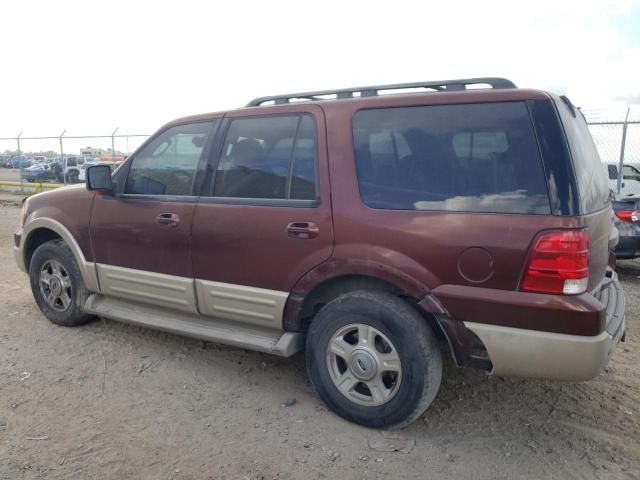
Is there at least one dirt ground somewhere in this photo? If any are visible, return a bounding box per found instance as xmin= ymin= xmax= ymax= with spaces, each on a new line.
xmin=1 ymin=203 xmax=639 ymax=480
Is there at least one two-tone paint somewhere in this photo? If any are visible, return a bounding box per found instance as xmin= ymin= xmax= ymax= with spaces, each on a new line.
xmin=15 ymin=87 xmax=625 ymax=380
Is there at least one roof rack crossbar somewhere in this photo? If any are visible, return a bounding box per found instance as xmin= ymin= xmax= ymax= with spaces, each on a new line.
xmin=246 ymin=77 xmax=516 ymax=107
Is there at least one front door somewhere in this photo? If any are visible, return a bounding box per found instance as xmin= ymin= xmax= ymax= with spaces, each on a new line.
xmin=90 ymin=119 xmax=220 ymax=313
xmin=191 ymin=106 xmax=334 ymax=329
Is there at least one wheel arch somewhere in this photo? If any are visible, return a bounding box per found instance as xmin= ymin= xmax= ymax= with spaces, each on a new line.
xmin=24 ymin=227 xmax=62 ymax=270
xmin=282 ymin=260 xmax=493 ymax=370
xmin=21 ymin=218 xmax=100 ymax=292
xmin=283 ymin=262 xmax=450 ymax=351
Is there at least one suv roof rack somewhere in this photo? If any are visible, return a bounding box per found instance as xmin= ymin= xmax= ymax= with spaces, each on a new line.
xmin=246 ymin=77 xmax=516 ymax=107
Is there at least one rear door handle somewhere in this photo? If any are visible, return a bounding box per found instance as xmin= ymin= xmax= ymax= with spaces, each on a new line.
xmin=286 ymin=221 xmax=319 ymax=239
xmin=156 ymin=213 xmax=180 ymax=227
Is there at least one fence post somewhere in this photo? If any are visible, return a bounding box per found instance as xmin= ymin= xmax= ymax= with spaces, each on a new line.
xmin=616 ymin=108 xmax=631 ymax=194
xmin=111 ymin=127 xmax=118 ymax=165
xmin=59 ymin=130 xmax=66 ymax=186
xmin=17 ymin=131 xmax=23 ymax=189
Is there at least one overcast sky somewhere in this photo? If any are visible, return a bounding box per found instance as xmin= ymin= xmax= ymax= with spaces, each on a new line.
xmin=1 ymin=0 xmax=639 ymax=153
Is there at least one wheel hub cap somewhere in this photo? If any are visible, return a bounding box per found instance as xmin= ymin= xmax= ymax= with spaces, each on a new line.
xmin=326 ymin=323 xmax=402 ymax=406
xmin=39 ymin=259 xmax=73 ymax=312
xmin=349 ymin=349 xmax=377 ymax=380
xmin=50 ymin=277 xmax=62 ymax=296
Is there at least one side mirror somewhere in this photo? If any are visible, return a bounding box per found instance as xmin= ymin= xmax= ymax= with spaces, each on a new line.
xmin=86 ymin=164 xmax=113 ymax=193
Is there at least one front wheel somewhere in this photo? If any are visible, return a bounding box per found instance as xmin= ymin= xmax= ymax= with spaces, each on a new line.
xmin=305 ymin=291 xmax=442 ymax=428
xmin=29 ymin=239 xmax=94 ymax=327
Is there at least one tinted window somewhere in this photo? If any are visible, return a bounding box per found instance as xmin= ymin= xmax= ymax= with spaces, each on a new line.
xmin=213 ymin=115 xmax=317 ymax=200
xmin=125 ymin=122 xmax=215 ymax=196
xmin=555 ymin=100 xmax=609 ymax=213
xmin=608 ymin=164 xmax=618 ymax=180
xmin=623 ymin=164 xmax=640 ymax=179
xmin=352 ymin=102 xmax=550 ymax=214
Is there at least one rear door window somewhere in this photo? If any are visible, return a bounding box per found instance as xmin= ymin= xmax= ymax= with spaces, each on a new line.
xmin=212 ymin=114 xmax=318 ymax=200
xmin=352 ymin=102 xmax=550 ymax=214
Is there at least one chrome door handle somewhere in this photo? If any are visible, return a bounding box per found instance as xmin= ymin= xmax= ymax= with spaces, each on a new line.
xmin=156 ymin=213 xmax=180 ymax=227
xmin=286 ymin=222 xmax=319 ymax=239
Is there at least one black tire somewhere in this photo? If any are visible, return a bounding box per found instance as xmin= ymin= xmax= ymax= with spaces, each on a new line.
xmin=305 ymin=290 xmax=442 ymax=428
xmin=68 ymin=170 xmax=79 ymax=183
xmin=29 ymin=239 xmax=94 ymax=327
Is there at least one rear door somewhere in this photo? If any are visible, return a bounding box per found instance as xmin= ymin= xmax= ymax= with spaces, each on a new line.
xmin=191 ymin=105 xmax=333 ymax=329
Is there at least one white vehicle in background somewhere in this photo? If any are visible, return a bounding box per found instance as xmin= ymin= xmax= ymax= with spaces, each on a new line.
xmin=77 ymin=156 xmax=99 ymax=182
xmin=605 ymin=162 xmax=640 ymax=198
xmin=51 ymin=157 xmax=97 ymax=183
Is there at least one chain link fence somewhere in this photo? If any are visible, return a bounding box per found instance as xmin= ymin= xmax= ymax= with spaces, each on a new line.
xmin=0 ymin=130 xmax=150 ymax=188
xmin=584 ymin=107 xmax=640 ymax=166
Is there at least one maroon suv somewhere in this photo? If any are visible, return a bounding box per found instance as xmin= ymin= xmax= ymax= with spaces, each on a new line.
xmin=15 ymin=78 xmax=626 ymax=428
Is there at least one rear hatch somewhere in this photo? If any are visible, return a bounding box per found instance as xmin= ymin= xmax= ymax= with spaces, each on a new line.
xmin=553 ymin=95 xmax=614 ymax=292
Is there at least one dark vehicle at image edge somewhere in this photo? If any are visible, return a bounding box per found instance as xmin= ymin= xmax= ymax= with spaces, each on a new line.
xmin=14 ymin=78 xmax=626 ymax=428
xmin=612 ymin=195 xmax=640 ymax=259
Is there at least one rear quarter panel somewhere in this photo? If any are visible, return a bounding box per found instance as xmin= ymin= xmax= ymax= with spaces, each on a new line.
xmin=321 ymin=94 xmax=581 ymax=295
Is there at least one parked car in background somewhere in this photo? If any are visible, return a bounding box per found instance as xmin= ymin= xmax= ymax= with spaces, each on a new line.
xmin=33 ymin=156 xmax=47 ymax=164
xmin=606 ymin=162 xmax=640 ymax=198
xmin=612 ymin=195 xmax=640 ymax=259
xmin=50 ymin=156 xmax=89 ymax=183
xmin=20 ymin=163 xmax=54 ymax=182
xmin=15 ymin=77 xmax=625 ymax=428
xmin=9 ymin=155 xmax=31 ymax=169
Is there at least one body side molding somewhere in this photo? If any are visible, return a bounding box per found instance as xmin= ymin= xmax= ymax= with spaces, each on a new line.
xmin=195 ymin=279 xmax=288 ymax=329
xmin=97 ymin=264 xmax=198 ymax=314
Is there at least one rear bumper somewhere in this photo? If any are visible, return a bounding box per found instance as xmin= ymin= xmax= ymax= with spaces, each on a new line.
xmin=464 ymin=272 xmax=625 ymax=381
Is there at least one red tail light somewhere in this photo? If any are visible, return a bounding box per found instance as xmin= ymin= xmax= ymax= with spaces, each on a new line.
xmin=615 ymin=210 xmax=639 ymax=222
xmin=521 ymin=229 xmax=589 ymax=295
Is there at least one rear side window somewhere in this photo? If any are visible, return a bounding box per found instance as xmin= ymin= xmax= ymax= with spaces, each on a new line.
xmin=212 ymin=114 xmax=317 ymax=200
xmin=608 ymin=164 xmax=618 ymax=180
xmin=555 ymin=101 xmax=609 ymax=213
xmin=352 ymin=102 xmax=550 ymax=214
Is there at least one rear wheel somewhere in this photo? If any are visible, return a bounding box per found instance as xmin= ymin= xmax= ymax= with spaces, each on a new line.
xmin=29 ymin=239 xmax=94 ymax=327
xmin=305 ymin=290 xmax=442 ymax=428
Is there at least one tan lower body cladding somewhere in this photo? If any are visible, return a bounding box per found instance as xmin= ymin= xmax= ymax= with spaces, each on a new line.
xmin=96 ymin=264 xmax=288 ymax=330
